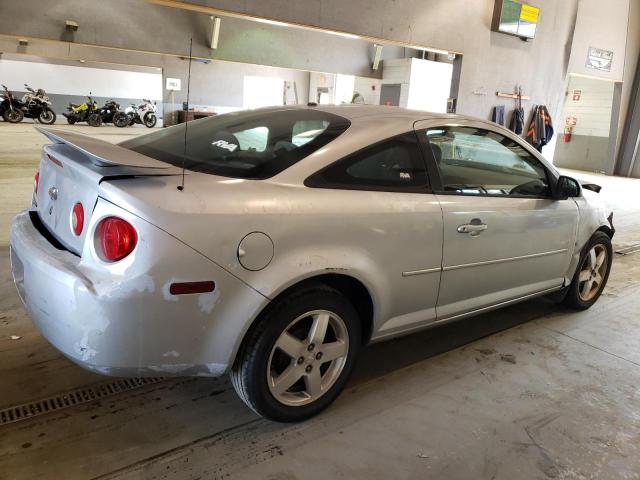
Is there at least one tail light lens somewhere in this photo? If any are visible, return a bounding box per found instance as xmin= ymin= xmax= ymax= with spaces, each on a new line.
xmin=97 ymin=217 xmax=138 ymax=262
xmin=34 ymin=171 xmax=39 ymax=194
xmin=71 ymin=203 xmax=84 ymax=236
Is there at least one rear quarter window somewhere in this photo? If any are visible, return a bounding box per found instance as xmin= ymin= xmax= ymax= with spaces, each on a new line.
xmin=120 ymin=109 xmax=350 ymax=179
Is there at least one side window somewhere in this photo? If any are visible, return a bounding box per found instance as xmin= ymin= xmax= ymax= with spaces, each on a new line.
xmin=424 ymin=126 xmax=550 ymax=197
xmin=292 ymin=120 xmax=330 ymax=147
xmin=306 ymin=132 xmax=429 ymax=192
xmin=233 ymin=126 xmax=269 ymax=152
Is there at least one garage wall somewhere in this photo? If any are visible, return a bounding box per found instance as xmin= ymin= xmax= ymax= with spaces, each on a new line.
xmin=553 ymin=75 xmax=616 ymax=172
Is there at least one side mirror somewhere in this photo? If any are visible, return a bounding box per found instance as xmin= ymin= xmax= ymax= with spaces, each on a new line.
xmin=554 ymin=175 xmax=581 ymax=200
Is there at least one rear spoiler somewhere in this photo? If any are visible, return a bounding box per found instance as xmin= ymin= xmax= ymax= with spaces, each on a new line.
xmin=35 ymin=126 xmax=172 ymax=170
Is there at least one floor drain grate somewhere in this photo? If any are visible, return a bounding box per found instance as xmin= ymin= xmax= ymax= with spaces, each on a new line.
xmin=615 ymin=243 xmax=640 ymax=256
xmin=0 ymin=377 xmax=165 ymax=426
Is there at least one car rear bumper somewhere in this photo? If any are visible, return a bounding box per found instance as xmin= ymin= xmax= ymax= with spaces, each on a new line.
xmin=10 ymin=208 xmax=269 ymax=377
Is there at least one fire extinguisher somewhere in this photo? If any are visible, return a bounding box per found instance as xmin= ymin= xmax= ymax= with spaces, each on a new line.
xmin=563 ymin=126 xmax=573 ymax=143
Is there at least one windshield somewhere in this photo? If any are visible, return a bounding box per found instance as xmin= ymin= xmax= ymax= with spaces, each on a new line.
xmin=120 ymin=108 xmax=351 ymax=179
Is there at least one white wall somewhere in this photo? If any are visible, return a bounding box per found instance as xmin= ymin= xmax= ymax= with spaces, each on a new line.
xmin=560 ymin=75 xmax=615 ymax=137
xmin=353 ymin=76 xmax=382 ymax=105
xmin=568 ymin=0 xmax=630 ymax=82
xmin=0 ymin=59 xmax=162 ymax=100
xmin=407 ymin=58 xmax=453 ymax=113
xmin=381 ymin=58 xmax=412 ymax=108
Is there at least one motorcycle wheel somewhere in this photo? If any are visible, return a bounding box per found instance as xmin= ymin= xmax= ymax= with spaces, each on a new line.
xmin=3 ymin=109 xmax=24 ymax=123
xmin=112 ymin=112 xmax=129 ymax=128
xmin=143 ymin=113 xmax=157 ymax=128
xmin=87 ymin=113 xmax=103 ymax=127
xmin=38 ymin=108 xmax=56 ymax=125
xmin=66 ymin=116 xmax=77 ymax=125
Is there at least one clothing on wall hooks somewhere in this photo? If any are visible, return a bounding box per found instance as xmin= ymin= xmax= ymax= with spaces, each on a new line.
xmin=526 ymin=105 xmax=554 ymax=152
xmin=491 ymin=105 xmax=505 ymax=126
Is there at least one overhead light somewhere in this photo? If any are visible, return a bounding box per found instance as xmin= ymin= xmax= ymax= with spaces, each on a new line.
xmin=65 ymin=20 xmax=79 ymax=32
xmin=372 ymin=44 xmax=383 ymax=70
xmin=326 ymin=30 xmax=360 ymax=40
xmin=210 ymin=16 xmax=221 ymax=49
xmin=253 ymin=18 xmax=290 ymax=27
xmin=18 ymin=39 xmax=29 ymax=46
xmin=79 ymin=59 xmax=86 ymax=63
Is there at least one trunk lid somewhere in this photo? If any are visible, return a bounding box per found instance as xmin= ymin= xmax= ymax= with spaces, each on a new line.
xmin=34 ymin=127 xmax=182 ymax=255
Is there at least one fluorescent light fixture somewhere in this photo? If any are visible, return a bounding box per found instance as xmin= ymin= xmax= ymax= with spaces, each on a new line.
xmin=372 ymin=44 xmax=383 ymax=70
xmin=210 ymin=16 xmax=221 ymax=49
xmin=253 ymin=18 xmax=290 ymax=27
xmin=326 ymin=30 xmax=360 ymax=39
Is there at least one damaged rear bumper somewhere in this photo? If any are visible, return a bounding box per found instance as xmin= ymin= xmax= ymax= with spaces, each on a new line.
xmin=10 ymin=207 xmax=269 ymax=377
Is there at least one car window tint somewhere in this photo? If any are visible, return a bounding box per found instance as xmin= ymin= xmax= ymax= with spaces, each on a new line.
xmin=234 ymin=126 xmax=268 ymax=152
xmin=424 ymin=126 xmax=550 ymax=197
xmin=292 ymin=120 xmax=330 ymax=147
xmin=307 ymin=132 xmax=429 ymax=192
xmin=120 ymin=109 xmax=350 ymax=179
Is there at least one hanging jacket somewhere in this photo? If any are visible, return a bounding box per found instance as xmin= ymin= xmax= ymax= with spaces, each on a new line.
xmin=492 ymin=105 xmax=505 ymax=126
xmin=509 ymin=107 xmax=525 ymax=134
xmin=526 ymin=105 xmax=554 ymax=152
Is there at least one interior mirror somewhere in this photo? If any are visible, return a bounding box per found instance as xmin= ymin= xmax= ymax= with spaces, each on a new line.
xmin=555 ymin=175 xmax=581 ymax=199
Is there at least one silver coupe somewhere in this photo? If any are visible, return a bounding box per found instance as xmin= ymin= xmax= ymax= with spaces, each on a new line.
xmin=11 ymin=105 xmax=614 ymax=421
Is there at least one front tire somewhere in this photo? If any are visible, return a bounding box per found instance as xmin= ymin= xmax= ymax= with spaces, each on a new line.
xmin=38 ymin=108 xmax=56 ymax=125
xmin=231 ymin=285 xmax=361 ymax=422
xmin=563 ymin=231 xmax=612 ymax=310
xmin=143 ymin=112 xmax=157 ymax=128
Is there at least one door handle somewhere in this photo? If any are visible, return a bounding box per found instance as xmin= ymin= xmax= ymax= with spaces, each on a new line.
xmin=457 ymin=222 xmax=487 ymax=236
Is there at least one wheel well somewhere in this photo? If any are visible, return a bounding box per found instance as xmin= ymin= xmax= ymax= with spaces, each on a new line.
xmin=597 ymin=225 xmax=614 ymax=239
xmin=264 ymin=274 xmax=374 ymax=346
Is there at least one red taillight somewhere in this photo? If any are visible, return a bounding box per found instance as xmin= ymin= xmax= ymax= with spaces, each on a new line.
xmin=72 ymin=203 xmax=84 ymax=236
xmin=34 ymin=171 xmax=39 ymax=194
xmin=97 ymin=217 xmax=138 ymax=262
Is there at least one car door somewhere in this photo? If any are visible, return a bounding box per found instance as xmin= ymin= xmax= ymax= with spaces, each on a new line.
xmin=414 ymin=120 xmax=578 ymax=320
xmin=305 ymin=131 xmax=443 ymax=337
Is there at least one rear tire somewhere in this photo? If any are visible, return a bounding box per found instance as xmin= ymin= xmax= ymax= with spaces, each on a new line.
xmin=113 ymin=112 xmax=129 ymax=128
xmin=231 ymin=285 xmax=361 ymax=422
xmin=87 ymin=113 xmax=102 ymax=127
xmin=562 ymin=231 xmax=612 ymax=310
xmin=3 ymin=108 xmax=24 ymax=123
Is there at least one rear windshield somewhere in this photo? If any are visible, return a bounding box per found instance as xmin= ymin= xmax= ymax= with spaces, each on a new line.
xmin=120 ymin=109 xmax=350 ymax=179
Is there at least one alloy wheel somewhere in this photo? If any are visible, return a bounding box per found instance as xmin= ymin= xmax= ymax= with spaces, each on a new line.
xmin=267 ymin=310 xmax=349 ymax=406
xmin=578 ymin=244 xmax=608 ymax=301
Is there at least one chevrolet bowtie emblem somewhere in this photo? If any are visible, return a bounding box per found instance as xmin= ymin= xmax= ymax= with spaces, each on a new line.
xmin=48 ymin=186 xmax=58 ymax=201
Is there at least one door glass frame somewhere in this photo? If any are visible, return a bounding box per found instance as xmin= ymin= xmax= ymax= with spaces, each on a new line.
xmin=415 ymin=123 xmax=556 ymax=200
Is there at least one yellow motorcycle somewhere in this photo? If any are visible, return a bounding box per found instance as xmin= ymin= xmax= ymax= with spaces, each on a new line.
xmin=62 ymin=95 xmax=98 ymax=125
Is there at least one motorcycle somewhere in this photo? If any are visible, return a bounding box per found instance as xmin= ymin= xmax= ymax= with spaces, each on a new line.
xmin=0 ymin=84 xmax=24 ymax=123
xmin=63 ymin=95 xmax=98 ymax=125
xmin=87 ymin=99 xmax=121 ymax=127
xmin=20 ymin=84 xmax=57 ymax=124
xmin=113 ymin=99 xmax=157 ymax=128
xmin=0 ymin=84 xmax=56 ymax=124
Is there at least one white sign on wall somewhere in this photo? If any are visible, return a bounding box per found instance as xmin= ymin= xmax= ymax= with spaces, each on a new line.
xmin=166 ymin=77 xmax=181 ymax=91
xmin=586 ymin=47 xmax=614 ymax=73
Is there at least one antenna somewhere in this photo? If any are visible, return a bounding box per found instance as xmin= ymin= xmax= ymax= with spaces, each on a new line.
xmin=177 ymin=37 xmax=193 ymax=192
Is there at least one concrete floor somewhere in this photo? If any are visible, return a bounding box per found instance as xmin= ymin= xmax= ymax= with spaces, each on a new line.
xmin=1 ymin=123 xmax=640 ymax=479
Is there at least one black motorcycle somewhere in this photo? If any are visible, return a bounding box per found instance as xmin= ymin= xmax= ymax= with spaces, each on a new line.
xmin=63 ymin=95 xmax=98 ymax=125
xmin=87 ymin=99 xmax=120 ymax=127
xmin=0 ymin=84 xmax=24 ymax=123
